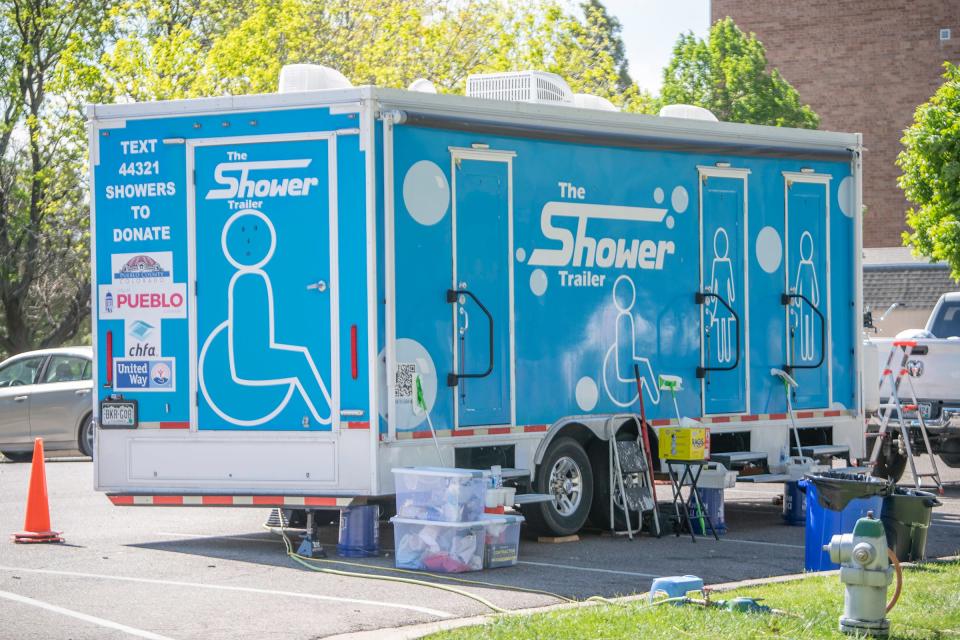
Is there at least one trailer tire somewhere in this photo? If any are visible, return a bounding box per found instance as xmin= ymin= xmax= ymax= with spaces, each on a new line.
xmin=873 ymin=437 xmax=907 ymax=483
xmin=939 ymin=437 xmax=960 ymax=468
xmin=523 ymin=437 xmax=593 ymax=537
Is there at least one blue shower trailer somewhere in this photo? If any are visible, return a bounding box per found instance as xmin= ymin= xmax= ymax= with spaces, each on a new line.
xmin=90 ymin=85 xmax=866 ymax=536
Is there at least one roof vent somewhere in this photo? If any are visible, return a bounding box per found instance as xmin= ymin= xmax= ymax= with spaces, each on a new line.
xmin=659 ymin=104 xmax=718 ymax=122
xmin=572 ymin=93 xmax=618 ymax=112
xmin=408 ymin=78 xmax=438 ymax=94
xmin=466 ymin=71 xmax=573 ymax=105
xmin=278 ymin=64 xmax=352 ymax=93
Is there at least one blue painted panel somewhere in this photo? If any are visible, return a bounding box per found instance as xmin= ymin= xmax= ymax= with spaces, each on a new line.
xmin=701 ymin=178 xmax=746 ymax=414
xmin=194 ymin=138 xmax=335 ymax=431
xmin=786 ymin=180 xmax=829 ymax=409
xmin=454 ymin=159 xmax=511 ymax=426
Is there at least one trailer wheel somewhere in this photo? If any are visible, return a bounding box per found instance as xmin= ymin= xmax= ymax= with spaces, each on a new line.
xmin=872 ymin=436 xmax=907 ymax=482
xmin=523 ymin=437 xmax=593 ymax=537
xmin=939 ymin=438 xmax=960 ymax=468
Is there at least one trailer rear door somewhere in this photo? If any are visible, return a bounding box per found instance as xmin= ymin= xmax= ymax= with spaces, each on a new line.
xmin=189 ymin=133 xmax=340 ymax=431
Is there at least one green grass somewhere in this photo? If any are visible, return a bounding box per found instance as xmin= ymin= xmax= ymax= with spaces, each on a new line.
xmin=428 ymin=561 xmax=960 ymax=640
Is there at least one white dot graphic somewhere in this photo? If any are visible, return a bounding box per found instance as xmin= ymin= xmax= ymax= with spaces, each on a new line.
xmin=402 ymin=160 xmax=449 ymax=226
xmin=666 ymin=215 xmax=675 ymax=229
xmin=575 ymin=376 xmax=598 ymax=411
xmin=838 ymin=176 xmax=854 ymax=218
xmin=653 ymin=187 xmax=664 ymax=204
xmin=515 ymin=247 xmax=526 ymax=262
xmin=671 ymin=186 xmax=689 ymax=213
xmin=530 ymin=269 xmax=548 ymax=296
xmin=756 ymin=226 xmax=783 ymax=273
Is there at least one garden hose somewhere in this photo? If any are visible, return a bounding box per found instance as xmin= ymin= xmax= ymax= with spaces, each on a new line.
xmin=886 ymin=548 xmax=903 ymax=613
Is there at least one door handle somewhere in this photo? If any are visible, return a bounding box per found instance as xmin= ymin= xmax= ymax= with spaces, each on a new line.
xmin=13 ymin=395 xmax=27 ymax=402
xmin=75 ymin=389 xmax=91 ymax=396
xmin=306 ymin=280 xmax=327 ymax=292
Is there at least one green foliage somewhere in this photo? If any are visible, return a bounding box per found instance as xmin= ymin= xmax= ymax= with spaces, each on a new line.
xmin=660 ymin=17 xmax=819 ymax=128
xmin=897 ymin=62 xmax=960 ymax=280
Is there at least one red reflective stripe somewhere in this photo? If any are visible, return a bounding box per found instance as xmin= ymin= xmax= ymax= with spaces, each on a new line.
xmin=487 ymin=427 xmax=511 ymax=435
xmin=796 ymin=411 xmax=815 ymax=419
xmin=252 ymin=496 xmax=284 ymax=505
xmin=768 ymin=413 xmax=788 ymax=420
xmin=454 ymin=429 xmax=475 ymax=437
xmin=650 ymin=419 xmax=672 ymax=427
xmin=152 ymin=496 xmax=183 ymax=505
xmin=159 ymin=421 xmax=190 ymax=429
xmin=350 ymin=324 xmax=358 ymax=380
xmin=882 ymin=369 xmax=892 ymax=376
xmin=412 ymin=430 xmax=434 ymax=439
xmin=304 ymin=497 xmax=338 ymax=506
xmin=523 ymin=424 xmax=548 ymax=432
xmin=347 ymin=421 xmax=369 ymax=430
xmin=105 ymin=331 xmax=114 ymax=387
xmin=741 ymin=414 xmax=760 ymax=422
xmin=109 ymin=495 xmax=134 ymax=505
xmin=202 ymin=496 xmax=233 ymax=505
xmin=710 ymin=416 xmax=731 ymax=423
xmin=893 ymin=340 xmax=917 ymax=347
xmin=823 ymin=410 xmax=842 ymax=417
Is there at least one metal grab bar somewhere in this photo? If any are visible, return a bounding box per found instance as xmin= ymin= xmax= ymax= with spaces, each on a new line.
xmin=695 ymin=291 xmax=740 ymax=378
xmin=782 ymin=292 xmax=826 ymax=372
xmin=446 ymin=288 xmax=494 ymax=386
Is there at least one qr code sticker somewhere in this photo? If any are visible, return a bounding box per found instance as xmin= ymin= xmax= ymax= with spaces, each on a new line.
xmin=395 ymin=363 xmax=415 ymax=399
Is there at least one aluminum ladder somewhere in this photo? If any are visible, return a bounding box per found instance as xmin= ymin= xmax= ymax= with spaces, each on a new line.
xmin=868 ymin=340 xmax=943 ymax=493
xmin=604 ymin=414 xmax=660 ymax=539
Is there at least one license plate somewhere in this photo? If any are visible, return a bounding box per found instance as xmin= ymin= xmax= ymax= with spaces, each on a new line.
xmin=100 ymin=400 xmax=138 ymax=428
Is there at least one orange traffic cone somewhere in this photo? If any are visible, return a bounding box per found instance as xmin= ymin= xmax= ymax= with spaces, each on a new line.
xmin=11 ymin=438 xmax=63 ymax=544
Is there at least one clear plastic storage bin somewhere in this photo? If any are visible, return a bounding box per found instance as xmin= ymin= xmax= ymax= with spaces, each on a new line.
xmin=391 ymin=517 xmax=486 ymax=573
xmin=482 ymin=514 xmax=524 ymax=568
xmin=392 ymin=467 xmax=486 ymax=522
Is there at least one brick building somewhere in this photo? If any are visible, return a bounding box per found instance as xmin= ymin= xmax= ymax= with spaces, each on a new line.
xmin=711 ymin=0 xmax=960 ymax=249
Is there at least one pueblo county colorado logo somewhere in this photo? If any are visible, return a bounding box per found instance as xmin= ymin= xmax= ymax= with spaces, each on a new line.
xmin=114 ymin=255 xmax=170 ymax=281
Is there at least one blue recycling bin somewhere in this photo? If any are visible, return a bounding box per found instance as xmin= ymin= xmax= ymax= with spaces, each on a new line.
xmin=801 ymin=473 xmax=891 ymax=571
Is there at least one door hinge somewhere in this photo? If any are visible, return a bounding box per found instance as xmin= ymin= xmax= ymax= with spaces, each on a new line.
xmin=194 ymin=280 xmax=198 ymax=296
xmin=195 ymin=391 xmax=199 ymax=406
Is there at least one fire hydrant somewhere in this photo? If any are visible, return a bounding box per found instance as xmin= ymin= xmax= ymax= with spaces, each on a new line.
xmin=824 ymin=514 xmax=893 ymax=637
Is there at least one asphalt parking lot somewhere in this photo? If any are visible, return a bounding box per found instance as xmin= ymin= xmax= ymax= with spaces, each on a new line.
xmin=1 ymin=458 xmax=958 ymax=640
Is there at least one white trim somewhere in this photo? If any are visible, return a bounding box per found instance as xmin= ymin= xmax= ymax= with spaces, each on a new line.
xmin=852 ymin=135 xmax=865 ymax=418
xmin=186 ymin=131 xmax=348 ymax=433
xmin=363 ymin=101 xmax=380 ymax=492
xmin=449 ymin=146 xmax=515 ymax=429
xmin=383 ymin=116 xmax=398 ymax=442
xmin=88 ymin=120 xmax=100 ymax=489
xmin=782 ymin=171 xmax=833 ymax=407
xmin=697 ymin=166 xmax=751 ymax=416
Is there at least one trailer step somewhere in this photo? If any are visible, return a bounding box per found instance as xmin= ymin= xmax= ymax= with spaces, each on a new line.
xmin=513 ymin=493 xmax=554 ymax=505
xmin=799 ymin=444 xmax=850 ymax=464
xmin=499 ymin=468 xmax=531 ymax=480
xmin=709 ymin=451 xmax=769 ymax=474
xmin=737 ymin=473 xmax=791 ymax=483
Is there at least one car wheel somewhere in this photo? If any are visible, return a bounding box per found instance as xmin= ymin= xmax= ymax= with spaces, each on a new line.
xmin=1 ymin=450 xmax=33 ymax=463
xmin=522 ymin=437 xmax=593 ymax=537
xmin=78 ymin=414 xmax=94 ymax=458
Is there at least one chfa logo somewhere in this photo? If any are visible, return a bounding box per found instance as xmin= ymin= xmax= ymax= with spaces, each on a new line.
xmin=128 ymin=320 xmax=155 ymax=341
xmin=114 ymin=255 xmax=171 ymax=281
xmin=527 ymin=202 xmax=675 ymax=271
xmin=205 ymin=159 xmax=320 ymax=200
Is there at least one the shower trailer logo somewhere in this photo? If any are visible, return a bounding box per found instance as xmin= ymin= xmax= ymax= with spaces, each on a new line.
xmin=527 ymin=201 xmax=675 ymax=271
xmin=205 ymin=158 xmax=320 ymax=200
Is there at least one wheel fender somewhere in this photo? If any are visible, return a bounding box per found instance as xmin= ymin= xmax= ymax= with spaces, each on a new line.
xmin=532 ymin=416 xmax=612 ymax=467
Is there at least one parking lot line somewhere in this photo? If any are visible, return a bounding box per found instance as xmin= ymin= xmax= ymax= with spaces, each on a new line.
xmin=0 ymin=566 xmax=453 ymax=619
xmin=720 ymin=538 xmax=804 ymax=550
xmin=0 ymin=589 xmax=176 ymax=640
xmin=517 ymin=560 xmax=659 ymax=578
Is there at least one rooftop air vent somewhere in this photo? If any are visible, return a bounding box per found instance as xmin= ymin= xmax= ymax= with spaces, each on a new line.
xmin=466 ymin=71 xmax=573 ymax=105
xmin=408 ymin=78 xmax=438 ymax=94
xmin=278 ymin=64 xmax=352 ymax=93
xmin=658 ymin=104 xmax=719 ymax=122
xmin=572 ymin=93 xmax=618 ymax=112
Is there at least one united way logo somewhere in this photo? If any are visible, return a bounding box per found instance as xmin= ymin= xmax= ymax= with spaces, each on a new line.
xmin=114 ymin=254 xmax=171 ymax=281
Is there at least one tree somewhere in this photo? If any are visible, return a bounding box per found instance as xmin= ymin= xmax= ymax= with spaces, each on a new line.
xmin=580 ymin=0 xmax=630 ymax=93
xmin=0 ymin=0 xmax=112 ymax=356
xmin=897 ymin=62 xmax=960 ymax=280
xmin=660 ymin=17 xmax=819 ymax=128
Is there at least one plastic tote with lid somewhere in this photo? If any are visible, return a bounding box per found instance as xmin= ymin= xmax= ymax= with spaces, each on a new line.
xmin=391 ymin=517 xmax=486 ymax=573
xmin=392 ymin=467 xmax=487 ymax=522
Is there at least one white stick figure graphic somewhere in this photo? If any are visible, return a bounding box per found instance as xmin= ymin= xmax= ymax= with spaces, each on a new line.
xmin=791 ymin=231 xmax=820 ymax=362
xmin=199 ymin=209 xmax=332 ymax=426
xmin=602 ymin=275 xmax=660 ymax=406
xmin=707 ymin=227 xmax=736 ymax=364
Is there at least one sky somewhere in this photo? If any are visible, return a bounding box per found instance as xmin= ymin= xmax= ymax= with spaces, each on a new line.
xmin=601 ymin=0 xmax=711 ymax=93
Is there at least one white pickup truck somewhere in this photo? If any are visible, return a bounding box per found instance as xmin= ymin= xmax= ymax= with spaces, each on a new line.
xmin=866 ymin=292 xmax=960 ymax=480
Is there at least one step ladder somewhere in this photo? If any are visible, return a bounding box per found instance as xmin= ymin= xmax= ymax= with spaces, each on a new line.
xmin=868 ymin=340 xmax=943 ymax=493
xmin=605 ymin=414 xmax=660 ymax=539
